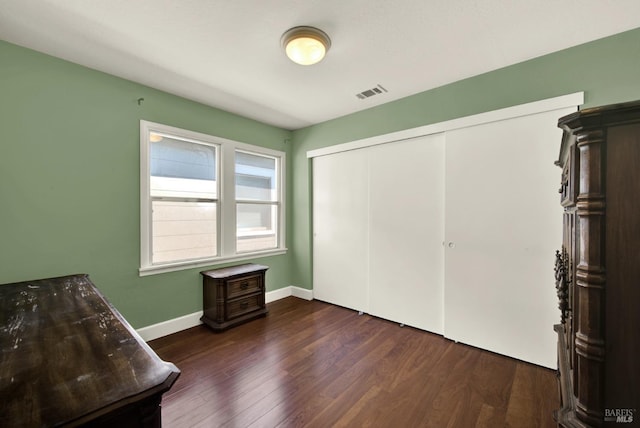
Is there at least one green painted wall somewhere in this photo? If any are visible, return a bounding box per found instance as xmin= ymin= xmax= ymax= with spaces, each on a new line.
xmin=289 ymin=27 xmax=640 ymax=290
xmin=0 ymin=40 xmax=293 ymax=328
xmin=2 ymin=27 xmax=640 ymax=330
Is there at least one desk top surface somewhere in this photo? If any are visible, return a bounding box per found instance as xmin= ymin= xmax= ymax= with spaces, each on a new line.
xmin=0 ymin=274 xmax=179 ymax=427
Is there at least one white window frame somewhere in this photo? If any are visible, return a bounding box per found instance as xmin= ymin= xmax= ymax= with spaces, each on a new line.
xmin=140 ymin=120 xmax=286 ymax=276
xmin=235 ymin=150 xmax=280 ymax=252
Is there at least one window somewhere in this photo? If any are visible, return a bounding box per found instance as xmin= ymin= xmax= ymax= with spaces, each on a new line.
xmin=140 ymin=121 xmax=285 ymax=275
xmin=235 ymin=151 xmax=279 ymax=253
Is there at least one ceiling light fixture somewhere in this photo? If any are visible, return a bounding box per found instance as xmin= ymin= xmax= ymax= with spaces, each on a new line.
xmin=281 ymin=26 xmax=331 ymax=66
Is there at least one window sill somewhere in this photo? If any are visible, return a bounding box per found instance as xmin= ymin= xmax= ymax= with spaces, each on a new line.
xmin=138 ymin=248 xmax=288 ymax=277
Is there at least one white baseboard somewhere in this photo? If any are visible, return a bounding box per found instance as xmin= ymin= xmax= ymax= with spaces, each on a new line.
xmin=137 ymin=310 xmax=204 ymax=342
xmin=137 ymin=285 xmax=313 ymax=342
xmin=290 ymin=286 xmax=313 ymax=300
xmin=265 ymin=286 xmax=291 ymax=303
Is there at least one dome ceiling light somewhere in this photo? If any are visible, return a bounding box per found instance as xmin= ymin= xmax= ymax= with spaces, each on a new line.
xmin=281 ymin=26 xmax=331 ymax=66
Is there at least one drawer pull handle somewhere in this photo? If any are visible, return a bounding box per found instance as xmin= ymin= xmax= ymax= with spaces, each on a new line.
xmin=240 ymin=302 xmax=249 ymax=309
xmin=240 ymin=282 xmax=249 ymax=290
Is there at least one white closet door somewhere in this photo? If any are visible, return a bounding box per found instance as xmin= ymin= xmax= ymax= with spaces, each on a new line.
xmin=368 ymin=134 xmax=445 ymax=333
xmin=443 ymin=107 xmax=574 ymax=368
xmin=313 ymin=150 xmax=369 ymax=312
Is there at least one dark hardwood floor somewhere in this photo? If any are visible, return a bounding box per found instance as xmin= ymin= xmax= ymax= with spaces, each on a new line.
xmin=149 ymin=297 xmax=559 ymax=427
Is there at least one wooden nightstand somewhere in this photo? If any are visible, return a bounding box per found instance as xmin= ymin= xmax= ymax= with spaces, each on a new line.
xmin=200 ymin=263 xmax=269 ymax=331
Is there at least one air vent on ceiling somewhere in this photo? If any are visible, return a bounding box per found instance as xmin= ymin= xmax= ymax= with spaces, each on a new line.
xmin=356 ymin=84 xmax=388 ymax=100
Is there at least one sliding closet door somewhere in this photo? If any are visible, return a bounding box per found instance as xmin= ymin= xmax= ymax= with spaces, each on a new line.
xmin=313 ymin=149 xmax=369 ymax=312
xmin=368 ymin=134 xmax=445 ymax=333
xmin=443 ymin=107 xmax=574 ymax=368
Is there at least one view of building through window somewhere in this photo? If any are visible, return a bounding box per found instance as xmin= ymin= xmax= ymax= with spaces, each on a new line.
xmin=141 ymin=122 xmax=284 ymax=272
xmin=235 ymin=151 xmax=279 ymax=253
xmin=150 ymin=134 xmax=218 ymax=264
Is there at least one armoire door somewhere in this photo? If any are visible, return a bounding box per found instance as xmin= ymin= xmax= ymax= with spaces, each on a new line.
xmin=368 ymin=134 xmax=445 ymax=333
xmin=443 ymin=107 xmax=574 ymax=368
xmin=312 ymin=149 xmax=369 ymax=312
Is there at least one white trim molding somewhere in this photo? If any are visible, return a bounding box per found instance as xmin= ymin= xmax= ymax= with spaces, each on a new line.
xmin=137 ymin=310 xmax=204 ymax=342
xmin=136 ymin=285 xmax=313 ymax=341
xmin=307 ymin=92 xmax=584 ymax=159
xmin=290 ymin=286 xmax=314 ymax=300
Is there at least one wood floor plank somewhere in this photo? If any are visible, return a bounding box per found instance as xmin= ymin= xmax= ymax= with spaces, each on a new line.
xmin=149 ymin=297 xmax=559 ymax=427
xmin=505 ymin=363 xmax=557 ymax=428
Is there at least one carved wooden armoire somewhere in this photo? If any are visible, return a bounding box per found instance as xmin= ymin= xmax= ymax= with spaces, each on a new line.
xmin=554 ymin=100 xmax=640 ymax=427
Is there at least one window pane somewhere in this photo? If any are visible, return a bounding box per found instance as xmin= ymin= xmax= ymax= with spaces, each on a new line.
xmin=235 ymin=151 xmax=276 ymax=201
xmin=236 ymin=203 xmax=277 ymax=253
xmin=151 ymin=135 xmax=217 ymax=199
xmin=152 ymin=200 xmax=217 ymax=263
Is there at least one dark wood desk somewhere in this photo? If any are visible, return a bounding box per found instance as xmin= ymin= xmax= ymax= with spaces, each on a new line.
xmin=0 ymin=274 xmax=180 ymax=427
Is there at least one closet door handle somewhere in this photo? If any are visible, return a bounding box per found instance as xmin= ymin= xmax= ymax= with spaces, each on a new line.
xmin=447 ymin=242 xmax=455 ymax=248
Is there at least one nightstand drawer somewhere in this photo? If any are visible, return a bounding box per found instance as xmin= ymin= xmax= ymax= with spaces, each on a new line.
xmin=227 ymin=275 xmax=261 ymax=299
xmin=227 ymin=294 xmax=261 ymax=319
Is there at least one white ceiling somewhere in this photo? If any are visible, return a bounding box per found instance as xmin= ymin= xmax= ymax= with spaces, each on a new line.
xmin=1 ymin=0 xmax=639 ymax=130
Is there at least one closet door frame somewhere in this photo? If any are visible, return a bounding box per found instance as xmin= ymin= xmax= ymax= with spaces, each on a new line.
xmin=307 ymin=93 xmax=583 ymax=160
xmin=308 ymin=92 xmax=584 ymax=367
